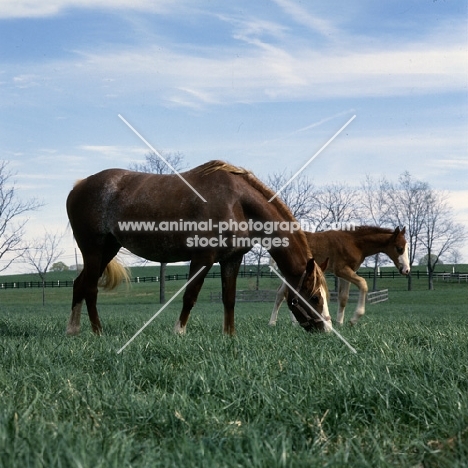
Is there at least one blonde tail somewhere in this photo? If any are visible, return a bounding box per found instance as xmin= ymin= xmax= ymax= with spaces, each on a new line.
xmin=98 ymin=258 xmax=131 ymax=290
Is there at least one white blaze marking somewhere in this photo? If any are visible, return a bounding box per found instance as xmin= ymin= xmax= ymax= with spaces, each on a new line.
xmin=399 ymin=244 xmax=411 ymax=274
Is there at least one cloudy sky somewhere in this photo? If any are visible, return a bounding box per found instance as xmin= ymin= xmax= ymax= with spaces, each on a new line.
xmin=1 ymin=0 xmax=467 ymax=273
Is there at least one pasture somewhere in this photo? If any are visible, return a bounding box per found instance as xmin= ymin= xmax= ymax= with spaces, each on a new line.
xmin=0 ymin=268 xmax=467 ymax=467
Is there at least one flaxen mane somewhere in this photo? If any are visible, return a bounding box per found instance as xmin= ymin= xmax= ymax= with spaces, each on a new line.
xmin=193 ymin=160 xmax=249 ymax=176
xmin=309 ymin=266 xmax=329 ymax=299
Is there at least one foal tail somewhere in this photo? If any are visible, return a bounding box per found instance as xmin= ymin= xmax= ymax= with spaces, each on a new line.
xmin=98 ymin=258 xmax=131 ymax=290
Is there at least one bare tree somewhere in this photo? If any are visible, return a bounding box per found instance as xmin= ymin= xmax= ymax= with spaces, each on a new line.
xmin=24 ymin=230 xmax=64 ymax=305
xmin=360 ymin=174 xmax=392 ymax=226
xmin=266 ymin=171 xmax=317 ymax=220
xmin=360 ymin=175 xmax=393 ymax=290
xmin=420 ymin=190 xmax=466 ymax=290
xmin=310 ymin=182 xmax=361 ymax=232
xmin=129 ymin=151 xmax=186 ymax=303
xmin=0 ymin=161 xmax=42 ymax=272
xmin=129 ymin=150 xmax=185 ymax=175
xmin=383 ymin=171 xmax=431 ymax=290
xmin=447 ymin=249 xmax=463 ymax=266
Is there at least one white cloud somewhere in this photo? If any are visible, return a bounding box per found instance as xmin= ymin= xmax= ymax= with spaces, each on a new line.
xmin=53 ymin=35 xmax=464 ymax=110
xmin=2 ymin=5 xmax=465 ymax=110
xmin=272 ymin=0 xmax=340 ymax=39
xmin=0 ymin=0 xmax=177 ymax=19
xmin=79 ymin=145 xmax=148 ymax=166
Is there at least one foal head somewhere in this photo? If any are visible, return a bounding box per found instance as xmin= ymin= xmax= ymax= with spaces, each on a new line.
xmin=388 ymin=227 xmax=410 ymax=275
xmin=288 ymin=258 xmax=332 ymax=332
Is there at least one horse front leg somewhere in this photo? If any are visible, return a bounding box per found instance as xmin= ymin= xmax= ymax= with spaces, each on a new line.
xmin=268 ymin=283 xmax=288 ymax=326
xmin=175 ymin=259 xmax=212 ymax=334
xmin=220 ymin=255 xmax=243 ymax=335
xmin=349 ymin=275 xmax=368 ymax=326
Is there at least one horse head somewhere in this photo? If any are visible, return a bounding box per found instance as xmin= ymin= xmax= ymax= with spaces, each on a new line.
xmin=288 ymin=258 xmax=332 ymax=332
xmin=389 ymin=227 xmax=410 ymax=275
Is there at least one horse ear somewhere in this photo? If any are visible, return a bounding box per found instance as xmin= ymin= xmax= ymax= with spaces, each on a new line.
xmin=319 ymin=257 xmax=329 ymax=271
xmin=306 ymin=258 xmax=316 ymax=274
xmin=393 ymin=226 xmax=401 ymax=236
xmin=400 ymin=226 xmax=406 ymax=235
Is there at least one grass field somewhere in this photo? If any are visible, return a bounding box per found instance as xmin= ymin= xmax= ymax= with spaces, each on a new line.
xmin=0 ymin=268 xmax=467 ymax=467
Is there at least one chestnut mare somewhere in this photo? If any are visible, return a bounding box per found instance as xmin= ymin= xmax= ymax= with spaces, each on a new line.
xmin=66 ymin=160 xmax=331 ymax=336
xmin=269 ymin=226 xmax=410 ymax=327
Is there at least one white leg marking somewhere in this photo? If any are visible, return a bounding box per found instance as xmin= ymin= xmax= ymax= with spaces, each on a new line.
xmin=349 ymin=279 xmax=368 ymax=326
xmin=174 ymin=320 xmax=186 ymax=335
xmin=268 ymin=283 xmax=287 ymax=326
xmin=289 ymin=309 xmax=299 ymax=325
xmin=336 ymin=307 xmax=345 ymax=326
xmin=336 ymin=278 xmax=350 ymax=326
xmin=66 ymin=301 xmax=83 ymax=335
xmin=320 ymin=285 xmax=333 ymax=332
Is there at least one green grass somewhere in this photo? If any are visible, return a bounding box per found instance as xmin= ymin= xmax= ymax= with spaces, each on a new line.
xmin=0 ymin=272 xmax=467 ymax=467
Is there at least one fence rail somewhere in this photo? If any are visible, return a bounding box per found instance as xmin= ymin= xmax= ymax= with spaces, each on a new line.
xmin=1 ymin=269 xmax=467 ymax=290
xmin=210 ymin=288 xmax=389 ymax=304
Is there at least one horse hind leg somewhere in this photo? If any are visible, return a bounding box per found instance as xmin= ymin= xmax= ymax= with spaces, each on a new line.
xmin=67 ymin=241 xmax=121 ymax=335
xmin=336 ymin=277 xmax=350 ymax=326
xmin=68 ymin=253 xmax=103 ymax=335
xmin=66 ymin=258 xmax=101 ymax=335
xmin=66 ymin=271 xmax=85 ymax=335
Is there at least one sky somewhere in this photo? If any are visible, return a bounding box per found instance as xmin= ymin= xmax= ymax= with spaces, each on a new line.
xmin=1 ymin=0 xmax=467 ymax=274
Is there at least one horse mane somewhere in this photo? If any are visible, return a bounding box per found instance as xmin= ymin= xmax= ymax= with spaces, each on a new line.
xmin=192 ymin=159 xmax=249 ymax=176
xmin=194 ymin=160 xmax=312 ymax=258
xmin=310 ymin=263 xmax=329 ymax=299
xmin=354 ymin=225 xmax=395 ymax=235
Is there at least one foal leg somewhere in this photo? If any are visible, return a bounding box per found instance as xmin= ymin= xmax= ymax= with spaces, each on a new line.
xmin=220 ymin=255 xmax=244 ymax=335
xmin=338 ymin=268 xmax=368 ymax=326
xmin=268 ymin=283 xmax=288 ymax=326
xmin=175 ymin=258 xmax=213 ymax=334
xmin=336 ymin=278 xmax=350 ymax=326
xmin=349 ymin=275 xmax=368 ymax=326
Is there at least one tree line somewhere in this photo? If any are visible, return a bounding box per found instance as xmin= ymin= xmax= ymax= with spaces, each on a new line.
xmin=247 ymin=169 xmax=466 ymax=291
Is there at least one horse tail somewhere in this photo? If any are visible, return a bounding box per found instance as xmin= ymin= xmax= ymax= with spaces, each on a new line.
xmin=98 ymin=258 xmax=131 ymax=290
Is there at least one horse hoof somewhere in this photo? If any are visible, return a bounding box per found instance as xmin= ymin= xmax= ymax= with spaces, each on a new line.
xmin=174 ymin=321 xmax=186 ymax=335
xmin=268 ymin=322 xmax=277 ymax=327
xmin=66 ymin=326 xmax=80 ymax=336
